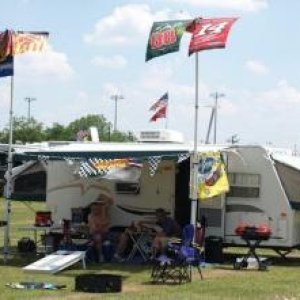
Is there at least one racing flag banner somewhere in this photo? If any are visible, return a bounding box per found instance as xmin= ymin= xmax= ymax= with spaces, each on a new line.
xmin=146 ymin=19 xmax=190 ymax=61
xmin=197 ymin=151 xmax=229 ymax=199
xmin=77 ymin=158 xmax=143 ymax=179
xmin=13 ymin=31 xmax=49 ymax=55
xmin=187 ymin=17 xmax=238 ymax=55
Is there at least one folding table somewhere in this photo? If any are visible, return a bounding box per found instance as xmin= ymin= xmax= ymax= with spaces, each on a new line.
xmin=126 ymin=231 xmax=153 ymax=262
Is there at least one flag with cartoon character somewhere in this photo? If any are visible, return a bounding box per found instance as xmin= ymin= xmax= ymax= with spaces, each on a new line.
xmin=197 ymin=151 xmax=229 ymax=199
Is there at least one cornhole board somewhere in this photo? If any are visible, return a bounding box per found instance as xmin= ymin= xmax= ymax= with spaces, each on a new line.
xmin=23 ymin=250 xmax=86 ymax=274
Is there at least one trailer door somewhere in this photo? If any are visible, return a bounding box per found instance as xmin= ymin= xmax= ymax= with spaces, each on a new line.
xmin=198 ymin=195 xmax=225 ymax=238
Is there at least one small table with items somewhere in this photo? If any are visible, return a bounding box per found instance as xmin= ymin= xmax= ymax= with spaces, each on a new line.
xmin=234 ymin=224 xmax=271 ymax=271
xmin=18 ymin=224 xmax=63 ymax=254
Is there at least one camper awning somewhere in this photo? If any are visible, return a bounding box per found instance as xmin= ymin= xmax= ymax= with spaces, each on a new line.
xmin=14 ymin=149 xmax=190 ymax=161
xmin=272 ymin=154 xmax=300 ymax=171
xmin=12 ymin=142 xmax=193 ymax=161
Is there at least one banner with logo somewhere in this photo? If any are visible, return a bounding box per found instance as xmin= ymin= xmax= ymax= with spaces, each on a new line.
xmin=146 ymin=20 xmax=190 ymax=61
xmin=197 ymin=151 xmax=229 ymax=199
xmin=186 ymin=17 xmax=238 ymax=55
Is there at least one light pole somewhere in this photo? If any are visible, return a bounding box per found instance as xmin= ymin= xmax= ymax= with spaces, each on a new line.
xmin=210 ymin=92 xmax=225 ymax=144
xmin=24 ymin=97 xmax=36 ymax=121
xmin=110 ymin=94 xmax=124 ymax=132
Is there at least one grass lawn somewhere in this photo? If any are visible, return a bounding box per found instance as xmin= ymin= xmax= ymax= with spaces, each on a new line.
xmin=0 ymin=200 xmax=300 ymax=299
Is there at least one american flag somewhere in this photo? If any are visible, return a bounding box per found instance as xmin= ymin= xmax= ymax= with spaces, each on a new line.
xmin=150 ymin=105 xmax=167 ymax=122
xmin=128 ymin=158 xmax=143 ymax=168
xmin=149 ymin=92 xmax=168 ymax=111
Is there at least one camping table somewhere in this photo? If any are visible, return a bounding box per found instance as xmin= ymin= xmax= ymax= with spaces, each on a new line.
xmin=18 ymin=225 xmax=62 ymax=253
xmin=127 ymin=230 xmax=153 ymax=262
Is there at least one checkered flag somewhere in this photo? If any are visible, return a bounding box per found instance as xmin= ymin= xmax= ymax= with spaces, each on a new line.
xmin=148 ymin=156 xmax=161 ymax=177
xmin=177 ymin=153 xmax=190 ymax=163
xmin=88 ymin=158 xmax=110 ymax=176
xmin=77 ymin=158 xmax=106 ymax=178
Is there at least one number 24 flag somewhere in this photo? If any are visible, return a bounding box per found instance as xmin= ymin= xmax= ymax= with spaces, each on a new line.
xmin=187 ymin=17 xmax=238 ymax=55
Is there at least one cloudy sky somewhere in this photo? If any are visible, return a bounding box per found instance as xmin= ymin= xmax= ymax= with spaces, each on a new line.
xmin=0 ymin=0 xmax=299 ymax=148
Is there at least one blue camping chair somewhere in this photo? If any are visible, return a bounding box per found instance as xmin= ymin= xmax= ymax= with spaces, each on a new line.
xmin=151 ymin=224 xmax=204 ymax=284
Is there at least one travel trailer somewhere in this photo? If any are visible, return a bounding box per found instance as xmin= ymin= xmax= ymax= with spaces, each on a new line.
xmin=9 ymin=131 xmax=300 ymax=252
xmin=199 ymin=146 xmax=300 ymax=252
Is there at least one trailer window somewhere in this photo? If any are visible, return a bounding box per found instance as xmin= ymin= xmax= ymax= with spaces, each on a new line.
xmin=227 ymin=173 xmax=260 ymax=198
xmin=274 ymin=161 xmax=300 ymax=210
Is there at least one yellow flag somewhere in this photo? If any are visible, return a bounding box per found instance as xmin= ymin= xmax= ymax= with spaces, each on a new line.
xmin=13 ymin=32 xmax=48 ymax=55
xmin=197 ymin=151 xmax=229 ymax=199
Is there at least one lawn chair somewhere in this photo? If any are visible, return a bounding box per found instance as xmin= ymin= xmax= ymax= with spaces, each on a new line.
xmin=151 ymin=224 xmax=204 ymax=284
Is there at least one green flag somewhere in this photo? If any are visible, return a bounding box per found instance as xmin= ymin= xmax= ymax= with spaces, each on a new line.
xmin=145 ymin=20 xmax=190 ymax=62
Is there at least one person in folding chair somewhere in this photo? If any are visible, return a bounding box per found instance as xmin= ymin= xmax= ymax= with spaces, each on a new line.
xmin=141 ymin=208 xmax=182 ymax=258
xmin=114 ymin=208 xmax=181 ymax=262
xmin=151 ymin=223 xmax=204 ymax=284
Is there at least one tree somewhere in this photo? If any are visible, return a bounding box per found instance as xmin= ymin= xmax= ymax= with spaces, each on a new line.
xmin=66 ymin=114 xmax=135 ymax=142
xmin=0 ymin=116 xmax=44 ymax=143
xmin=44 ymin=123 xmax=72 ymax=141
xmin=0 ymin=114 xmax=136 ymax=143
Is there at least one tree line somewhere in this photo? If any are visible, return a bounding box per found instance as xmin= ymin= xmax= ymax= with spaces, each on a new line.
xmin=0 ymin=114 xmax=136 ymax=144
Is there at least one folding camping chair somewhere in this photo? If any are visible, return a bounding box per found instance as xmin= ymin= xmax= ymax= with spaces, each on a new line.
xmin=151 ymin=224 xmax=204 ymax=284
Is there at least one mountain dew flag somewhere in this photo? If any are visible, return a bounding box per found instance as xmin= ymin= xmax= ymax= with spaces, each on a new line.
xmin=197 ymin=151 xmax=229 ymax=199
xmin=146 ymin=20 xmax=190 ymax=61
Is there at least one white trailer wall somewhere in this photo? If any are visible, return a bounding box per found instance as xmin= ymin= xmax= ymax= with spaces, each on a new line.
xmin=46 ymin=160 xmax=176 ymax=227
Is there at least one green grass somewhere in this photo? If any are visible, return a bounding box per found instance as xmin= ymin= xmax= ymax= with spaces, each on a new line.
xmin=0 ymin=200 xmax=300 ymax=299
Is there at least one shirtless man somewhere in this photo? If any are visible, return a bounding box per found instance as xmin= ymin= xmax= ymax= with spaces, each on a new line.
xmin=88 ymin=194 xmax=112 ymax=262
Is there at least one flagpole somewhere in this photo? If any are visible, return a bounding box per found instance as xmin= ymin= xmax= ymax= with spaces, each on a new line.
xmin=4 ymin=73 xmax=14 ymax=263
xmin=190 ymin=52 xmax=199 ymax=226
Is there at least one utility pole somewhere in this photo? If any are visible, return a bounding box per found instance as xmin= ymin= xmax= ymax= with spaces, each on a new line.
xmin=110 ymin=94 xmax=124 ymax=132
xmin=210 ymin=92 xmax=225 ymax=144
xmin=24 ymin=97 xmax=36 ymax=121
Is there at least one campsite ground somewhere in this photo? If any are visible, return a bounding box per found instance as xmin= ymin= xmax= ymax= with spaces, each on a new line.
xmin=0 ymin=201 xmax=300 ymax=300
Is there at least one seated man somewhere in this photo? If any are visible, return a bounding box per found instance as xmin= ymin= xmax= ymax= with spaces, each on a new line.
xmin=87 ymin=194 xmax=113 ymax=262
xmin=149 ymin=208 xmax=181 ymax=257
xmin=114 ymin=208 xmax=181 ymax=260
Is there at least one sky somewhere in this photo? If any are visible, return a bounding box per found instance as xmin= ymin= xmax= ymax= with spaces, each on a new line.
xmin=0 ymin=0 xmax=300 ymax=149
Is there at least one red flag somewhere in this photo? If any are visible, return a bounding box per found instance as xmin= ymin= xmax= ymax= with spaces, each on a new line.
xmin=0 ymin=30 xmax=13 ymax=62
xmin=187 ymin=17 xmax=238 ymax=55
xmin=150 ymin=105 xmax=167 ymax=122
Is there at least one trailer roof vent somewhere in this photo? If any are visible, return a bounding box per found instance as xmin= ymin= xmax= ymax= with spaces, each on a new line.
xmin=137 ymin=130 xmax=184 ymax=143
